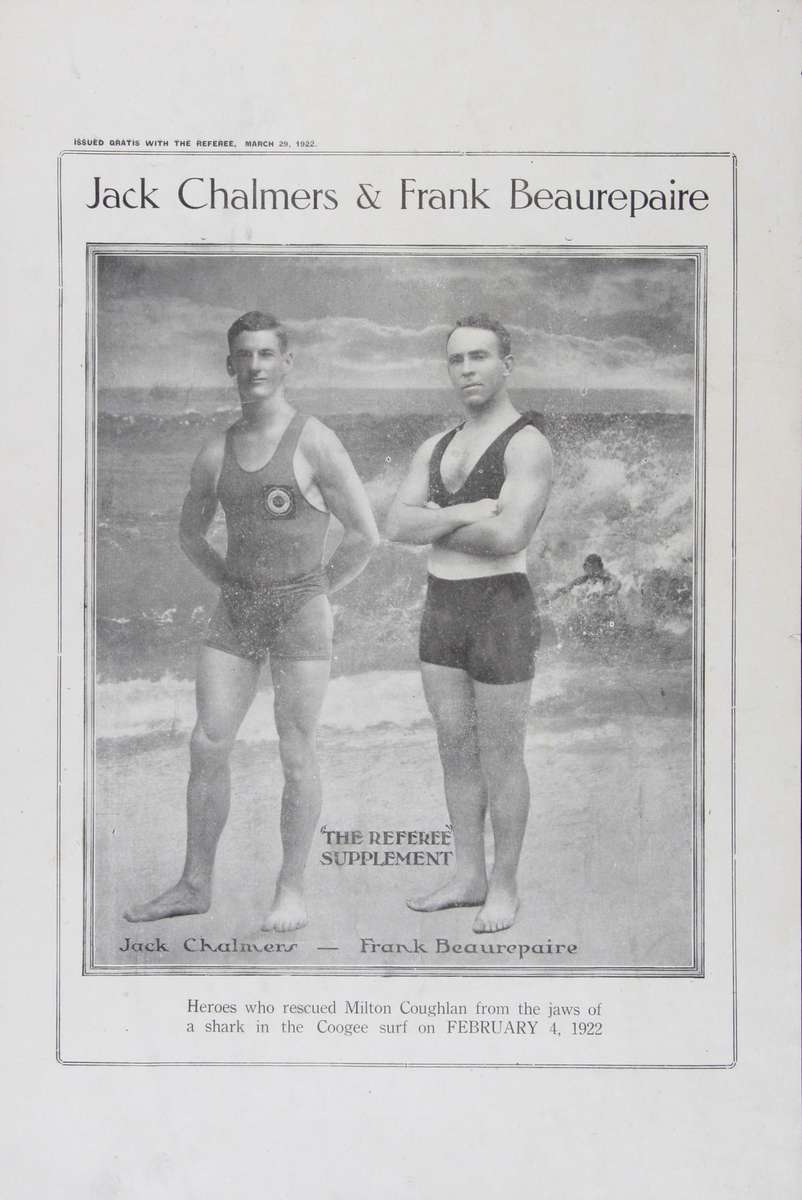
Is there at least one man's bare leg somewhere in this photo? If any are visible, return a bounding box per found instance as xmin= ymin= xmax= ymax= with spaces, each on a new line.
xmin=261 ymin=657 xmax=331 ymax=932
xmin=471 ymin=679 xmax=533 ymax=933
xmin=407 ymin=663 xmax=488 ymax=912
xmin=124 ymin=647 xmax=259 ymax=922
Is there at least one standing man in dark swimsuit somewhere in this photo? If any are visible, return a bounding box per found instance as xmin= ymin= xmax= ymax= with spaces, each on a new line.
xmin=125 ymin=311 xmax=379 ymax=932
xmin=387 ymin=315 xmax=552 ymax=933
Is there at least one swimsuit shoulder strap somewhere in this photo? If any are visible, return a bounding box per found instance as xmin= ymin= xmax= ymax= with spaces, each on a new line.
xmin=490 ymin=413 xmax=537 ymax=458
xmin=275 ymin=409 xmax=305 ymax=456
xmin=217 ymin=422 xmax=239 ymax=486
xmin=453 ymin=412 xmax=544 ymax=500
xmin=428 ymin=424 xmax=463 ymax=499
xmin=259 ymin=411 xmax=306 ymax=478
xmin=482 ymin=411 xmax=547 ymax=472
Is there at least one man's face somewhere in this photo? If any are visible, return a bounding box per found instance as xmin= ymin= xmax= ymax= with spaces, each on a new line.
xmin=446 ymin=326 xmax=512 ymax=410
xmin=227 ymin=329 xmax=292 ymax=405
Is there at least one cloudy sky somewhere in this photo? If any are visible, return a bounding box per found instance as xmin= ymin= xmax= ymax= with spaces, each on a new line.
xmin=97 ymin=253 xmax=697 ymax=408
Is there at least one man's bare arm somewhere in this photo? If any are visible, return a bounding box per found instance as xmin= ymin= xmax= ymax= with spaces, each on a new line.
xmin=178 ymin=438 xmax=229 ymax=586
xmin=308 ymin=423 xmax=380 ymax=592
xmin=437 ymin=429 xmax=553 ymax=556
xmin=385 ymin=436 xmax=499 ymax=545
xmin=551 ymin=574 xmax=588 ymax=599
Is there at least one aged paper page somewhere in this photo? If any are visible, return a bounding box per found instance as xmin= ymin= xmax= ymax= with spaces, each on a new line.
xmin=2 ymin=1 xmax=799 ymax=1195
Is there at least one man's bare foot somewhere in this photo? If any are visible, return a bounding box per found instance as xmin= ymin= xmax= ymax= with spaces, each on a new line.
xmin=262 ymin=883 xmax=308 ymax=933
xmin=124 ymin=880 xmax=211 ymax=923
xmin=407 ymin=878 xmax=487 ymax=913
xmin=472 ymin=883 xmax=519 ymax=933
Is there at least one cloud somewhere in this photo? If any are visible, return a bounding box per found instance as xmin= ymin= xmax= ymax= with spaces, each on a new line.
xmin=96 ymin=256 xmax=696 ymax=405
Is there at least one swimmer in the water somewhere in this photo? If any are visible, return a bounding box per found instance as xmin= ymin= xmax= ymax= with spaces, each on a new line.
xmin=387 ymin=314 xmax=552 ymax=934
xmin=550 ymin=554 xmax=621 ymax=602
xmin=551 ymin=554 xmax=623 ymax=644
xmin=124 ymin=311 xmax=379 ymax=932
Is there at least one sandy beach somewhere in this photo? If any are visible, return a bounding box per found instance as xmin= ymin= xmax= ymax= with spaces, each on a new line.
xmin=91 ymin=659 xmax=695 ymax=973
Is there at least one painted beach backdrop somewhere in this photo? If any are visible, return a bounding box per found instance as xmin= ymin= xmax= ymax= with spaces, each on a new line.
xmin=96 ymin=387 xmax=693 ymax=722
xmin=91 ymin=387 xmax=696 ymax=971
xmin=91 ymin=254 xmax=697 ymax=970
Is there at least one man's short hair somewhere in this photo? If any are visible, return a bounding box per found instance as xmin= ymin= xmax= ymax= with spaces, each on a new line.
xmin=584 ymin=554 xmax=604 ymax=571
xmin=227 ymin=311 xmax=289 ymax=352
xmin=447 ymin=314 xmax=512 ymax=358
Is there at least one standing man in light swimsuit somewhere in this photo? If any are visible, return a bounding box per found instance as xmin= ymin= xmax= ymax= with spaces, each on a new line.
xmin=387 ymin=315 xmax=552 ymax=933
xmin=125 ymin=311 xmax=379 ymax=932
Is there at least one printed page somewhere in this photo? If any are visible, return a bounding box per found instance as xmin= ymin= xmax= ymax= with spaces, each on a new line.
xmin=3 ymin=2 xmax=799 ymax=1196
xmin=60 ymin=153 xmax=730 ymax=1068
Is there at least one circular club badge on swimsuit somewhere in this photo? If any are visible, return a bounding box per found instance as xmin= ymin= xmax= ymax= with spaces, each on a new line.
xmin=262 ymin=484 xmax=296 ymax=519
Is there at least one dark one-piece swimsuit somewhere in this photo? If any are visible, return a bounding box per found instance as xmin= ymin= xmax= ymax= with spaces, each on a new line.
xmin=204 ymin=412 xmax=332 ymax=663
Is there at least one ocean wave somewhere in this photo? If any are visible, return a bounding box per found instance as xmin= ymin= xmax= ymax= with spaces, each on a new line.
xmin=94 ymin=667 xmax=567 ymax=743
xmin=95 ymin=408 xmax=696 ymax=681
xmin=98 ymin=408 xmax=237 ymax=436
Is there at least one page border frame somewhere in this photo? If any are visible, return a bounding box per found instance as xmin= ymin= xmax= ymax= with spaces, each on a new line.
xmin=55 ymin=150 xmax=737 ymax=1068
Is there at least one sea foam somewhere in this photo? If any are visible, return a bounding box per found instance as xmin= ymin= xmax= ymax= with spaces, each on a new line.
xmin=95 ymin=667 xmax=565 ymax=743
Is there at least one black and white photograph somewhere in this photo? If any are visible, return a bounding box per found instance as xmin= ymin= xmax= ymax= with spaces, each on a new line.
xmin=89 ymin=248 xmax=702 ymax=975
xmin=4 ymin=3 xmax=801 ymax=1195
